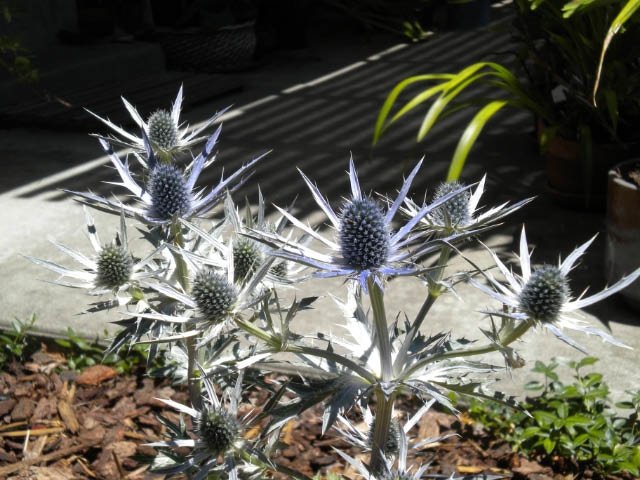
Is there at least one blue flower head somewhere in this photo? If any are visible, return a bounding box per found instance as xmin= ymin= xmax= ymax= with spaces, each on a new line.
xmin=147 ymin=163 xmax=193 ymax=220
xmin=339 ymin=198 xmax=391 ymax=271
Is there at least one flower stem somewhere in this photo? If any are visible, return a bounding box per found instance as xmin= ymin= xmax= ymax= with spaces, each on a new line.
xmin=170 ymin=222 xmax=190 ymax=292
xmin=393 ymin=246 xmax=450 ymax=375
xmin=393 ymin=293 xmax=436 ymax=374
xmin=368 ymin=277 xmax=392 ymax=382
xmin=369 ymin=386 xmax=395 ymax=475
xmin=170 ymin=221 xmax=201 ymax=410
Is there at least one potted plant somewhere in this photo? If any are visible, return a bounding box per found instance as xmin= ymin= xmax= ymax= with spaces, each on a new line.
xmin=605 ymin=158 xmax=640 ymax=311
xmin=373 ymin=0 xmax=640 ymax=208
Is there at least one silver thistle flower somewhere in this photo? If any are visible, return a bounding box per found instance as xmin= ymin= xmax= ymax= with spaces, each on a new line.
xmin=472 ymin=227 xmax=640 ymax=352
xmin=87 ymin=85 xmax=228 ymax=156
xmin=149 ymin=373 xmax=263 ymax=480
xmin=249 ymin=156 xmax=474 ymax=292
xmin=133 ymin=218 xmax=274 ymax=348
xmin=68 ymin=127 xmax=267 ymax=226
xmin=224 ymin=193 xmax=306 ymax=286
xmin=335 ymin=425 xmax=433 ymax=480
xmin=26 ymin=208 xmax=160 ymax=303
xmin=404 ymin=175 xmax=532 ymax=236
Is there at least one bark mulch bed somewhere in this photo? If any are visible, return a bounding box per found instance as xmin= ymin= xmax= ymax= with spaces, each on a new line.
xmin=0 ymin=349 xmax=630 ymax=480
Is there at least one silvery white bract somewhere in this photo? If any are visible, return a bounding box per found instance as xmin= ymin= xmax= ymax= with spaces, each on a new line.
xmin=403 ymin=175 xmax=532 ymax=236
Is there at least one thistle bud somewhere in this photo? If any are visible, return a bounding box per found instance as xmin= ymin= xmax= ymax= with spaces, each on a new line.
xmin=96 ymin=245 xmax=133 ymax=289
xmin=432 ymin=181 xmax=471 ymax=227
xmin=147 ymin=164 xmax=192 ymax=220
xmin=519 ymin=265 xmax=569 ymax=322
xmin=195 ymin=408 xmax=238 ymax=455
xmin=233 ymin=239 xmax=262 ymax=283
xmin=147 ymin=109 xmax=179 ymax=150
xmin=192 ymin=269 xmax=238 ymax=324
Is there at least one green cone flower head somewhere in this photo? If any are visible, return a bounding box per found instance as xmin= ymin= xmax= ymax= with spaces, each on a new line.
xmin=96 ymin=244 xmax=133 ymax=289
xmin=192 ymin=269 xmax=238 ymax=324
xmin=147 ymin=163 xmax=193 ymax=220
xmin=519 ymin=264 xmax=569 ymax=322
xmin=233 ymin=238 xmax=263 ymax=283
xmin=339 ymin=198 xmax=390 ymax=270
xmin=195 ymin=407 xmax=239 ymax=455
xmin=147 ymin=109 xmax=179 ymax=150
xmin=432 ymin=181 xmax=472 ymax=227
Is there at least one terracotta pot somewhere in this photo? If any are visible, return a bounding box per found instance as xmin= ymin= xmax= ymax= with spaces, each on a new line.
xmin=544 ymin=137 xmax=629 ymax=210
xmin=605 ymin=159 xmax=640 ymax=311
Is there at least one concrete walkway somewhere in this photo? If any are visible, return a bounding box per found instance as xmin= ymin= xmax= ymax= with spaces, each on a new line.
xmin=1 ymin=5 xmax=638 ymax=403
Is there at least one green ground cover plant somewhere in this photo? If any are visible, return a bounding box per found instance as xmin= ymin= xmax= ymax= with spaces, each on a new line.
xmin=0 ymin=314 xmax=37 ymax=370
xmin=0 ymin=315 xmax=158 ymax=375
xmin=468 ymin=357 xmax=640 ymax=477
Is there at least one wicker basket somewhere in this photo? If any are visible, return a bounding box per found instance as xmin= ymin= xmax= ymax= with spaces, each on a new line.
xmin=159 ymin=22 xmax=256 ymax=73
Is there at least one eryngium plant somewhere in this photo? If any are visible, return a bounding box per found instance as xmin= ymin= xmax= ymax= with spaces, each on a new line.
xmin=29 ymin=89 xmax=640 ymax=479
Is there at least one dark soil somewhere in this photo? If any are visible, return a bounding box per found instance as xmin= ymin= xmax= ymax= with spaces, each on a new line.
xmin=0 ymin=349 xmax=633 ymax=479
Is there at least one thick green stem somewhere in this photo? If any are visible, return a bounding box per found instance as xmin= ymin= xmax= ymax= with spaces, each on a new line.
xmin=170 ymin=222 xmax=190 ymax=292
xmin=368 ymin=277 xmax=392 ymax=382
xmin=170 ymin=221 xmax=201 ymax=410
xmin=428 ymin=244 xmax=451 ymax=295
xmin=393 ymin=246 xmax=450 ymax=375
xmin=369 ymin=387 xmax=396 ymax=475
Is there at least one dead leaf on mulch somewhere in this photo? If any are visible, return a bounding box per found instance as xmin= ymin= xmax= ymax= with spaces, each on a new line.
xmin=9 ymin=465 xmax=77 ymax=479
xmin=512 ymin=456 xmax=554 ymax=476
xmin=74 ymin=365 xmax=118 ymax=386
xmin=57 ymin=382 xmax=79 ymax=433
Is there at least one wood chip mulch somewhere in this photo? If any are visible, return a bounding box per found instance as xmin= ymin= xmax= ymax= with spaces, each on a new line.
xmin=0 ymin=349 xmax=631 ymax=479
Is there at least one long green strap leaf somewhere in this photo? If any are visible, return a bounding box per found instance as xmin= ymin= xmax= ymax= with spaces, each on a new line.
xmin=447 ymin=100 xmax=509 ymax=181
xmin=417 ymin=70 xmax=504 ymax=141
xmin=373 ymin=74 xmax=454 ymax=144
xmin=592 ymin=0 xmax=640 ymax=103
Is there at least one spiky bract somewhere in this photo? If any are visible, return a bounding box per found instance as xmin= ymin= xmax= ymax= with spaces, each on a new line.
xmin=96 ymin=245 xmax=133 ymax=289
xmin=147 ymin=109 xmax=179 ymax=150
xmin=192 ymin=269 xmax=238 ymax=323
xmin=147 ymin=164 xmax=193 ymax=220
xmin=519 ymin=265 xmax=569 ymax=322
xmin=339 ymin=198 xmax=390 ymax=270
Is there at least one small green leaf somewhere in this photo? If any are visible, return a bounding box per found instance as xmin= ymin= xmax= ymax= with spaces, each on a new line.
xmin=577 ymin=357 xmax=599 ymax=369
xmin=543 ymin=437 xmax=557 ymax=454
